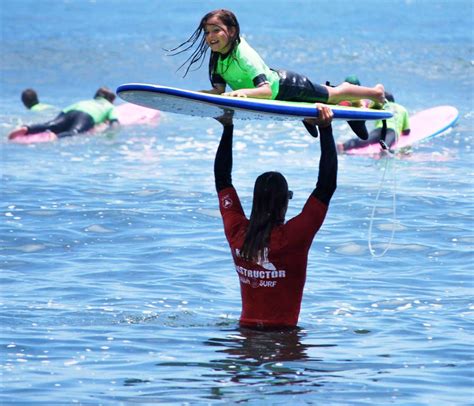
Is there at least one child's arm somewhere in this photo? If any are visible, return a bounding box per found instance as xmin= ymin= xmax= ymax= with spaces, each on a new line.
xmin=222 ymin=83 xmax=272 ymax=99
xmin=200 ymin=84 xmax=226 ymax=95
xmin=401 ymin=107 xmax=411 ymax=135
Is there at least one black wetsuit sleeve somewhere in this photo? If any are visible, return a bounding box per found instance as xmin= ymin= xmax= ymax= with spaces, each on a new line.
xmin=312 ymin=125 xmax=338 ymax=205
xmin=253 ymin=74 xmax=269 ymax=87
xmin=214 ymin=125 xmax=234 ymax=192
xmin=212 ymin=74 xmax=226 ymax=87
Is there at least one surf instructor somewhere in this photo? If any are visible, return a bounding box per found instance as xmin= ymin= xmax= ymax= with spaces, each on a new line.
xmin=214 ymin=104 xmax=337 ymax=328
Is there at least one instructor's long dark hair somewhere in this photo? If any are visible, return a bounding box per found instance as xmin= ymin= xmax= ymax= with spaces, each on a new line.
xmin=166 ymin=9 xmax=240 ymax=85
xmin=241 ymin=172 xmax=290 ymax=262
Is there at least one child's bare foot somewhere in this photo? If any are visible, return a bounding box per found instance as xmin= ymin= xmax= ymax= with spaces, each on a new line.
xmin=373 ymin=84 xmax=385 ymax=105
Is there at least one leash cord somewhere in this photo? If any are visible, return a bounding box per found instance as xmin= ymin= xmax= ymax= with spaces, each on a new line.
xmin=368 ymin=153 xmax=398 ymax=257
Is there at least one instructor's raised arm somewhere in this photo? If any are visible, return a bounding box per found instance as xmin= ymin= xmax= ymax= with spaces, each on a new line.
xmin=305 ymin=105 xmax=337 ymax=206
xmin=214 ymin=112 xmax=234 ymax=193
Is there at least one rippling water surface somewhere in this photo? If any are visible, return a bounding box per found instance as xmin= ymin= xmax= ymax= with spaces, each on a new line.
xmin=1 ymin=0 xmax=473 ymax=404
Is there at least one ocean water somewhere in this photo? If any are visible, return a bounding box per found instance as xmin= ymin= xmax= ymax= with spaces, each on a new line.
xmin=1 ymin=0 xmax=473 ymax=404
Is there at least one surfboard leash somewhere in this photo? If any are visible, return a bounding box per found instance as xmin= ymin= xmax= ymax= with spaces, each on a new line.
xmin=379 ymin=119 xmax=389 ymax=150
xmin=367 ymin=152 xmax=398 ymax=257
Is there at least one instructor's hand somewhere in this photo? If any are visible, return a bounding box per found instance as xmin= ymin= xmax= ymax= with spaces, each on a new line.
xmin=304 ymin=104 xmax=333 ymax=128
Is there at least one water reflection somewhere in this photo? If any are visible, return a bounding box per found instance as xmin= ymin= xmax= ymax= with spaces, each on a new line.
xmin=207 ymin=327 xmax=312 ymax=363
xmin=204 ymin=327 xmax=336 ymax=389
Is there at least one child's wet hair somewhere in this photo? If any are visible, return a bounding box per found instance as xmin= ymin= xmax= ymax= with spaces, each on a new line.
xmin=168 ymin=9 xmax=241 ymax=80
xmin=94 ymin=87 xmax=116 ymax=103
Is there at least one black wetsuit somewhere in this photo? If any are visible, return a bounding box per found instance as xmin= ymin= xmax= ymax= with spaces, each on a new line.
xmin=25 ymin=97 xmax=118 ymax=139
xmin=27 ymin=111 xmax=95 ymax=139
xmin=274 ymin=70 xmax=329 ymax=103
xmin=214 ymin=124 xmax=337 ymax=206
xmin=342 ymin=128 xmax=397 ymax=151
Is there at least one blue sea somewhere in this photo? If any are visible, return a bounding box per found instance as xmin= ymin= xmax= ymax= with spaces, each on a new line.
xmin=1 ymin=0 xmax=473 ymax=404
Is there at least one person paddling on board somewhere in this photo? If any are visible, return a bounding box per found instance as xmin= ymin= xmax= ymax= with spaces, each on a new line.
xmin=21 ymin=88 xmax=55 ymax=112
xmin=214 ymin=104 xmax=337 ymax=329
xmin=337 ymin=90 xmax=410 ymax=153
xmin=169 ymin=9 xmax=385 ymax=139
xmin=9 ymin=87 xmax=119 ymax=140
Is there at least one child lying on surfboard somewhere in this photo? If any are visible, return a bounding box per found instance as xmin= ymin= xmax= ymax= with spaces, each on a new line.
xmin=168 ymin=8 xmax=385 ymax=139
xmin=338 ymin=91 xmax=411 ymax=153
xmin=9 ymin=87 xmax=119 ymax=141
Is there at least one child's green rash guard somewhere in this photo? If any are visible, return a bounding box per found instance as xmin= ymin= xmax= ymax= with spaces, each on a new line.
xmin=62 ymin=97 xmax=118 ymax=124
xmin=212 ymin=37 xmax=280 ymax=99
xmin=374 ymin=102 xmax=410 ymax=137
xmin=30 ymin=103 xmax=54 ymax=112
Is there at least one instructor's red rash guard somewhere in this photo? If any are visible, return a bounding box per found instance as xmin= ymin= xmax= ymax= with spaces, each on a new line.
xmin=214 ymin=123 xmax=337 ymax=328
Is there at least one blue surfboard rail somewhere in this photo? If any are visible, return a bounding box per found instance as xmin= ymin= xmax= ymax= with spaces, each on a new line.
xmin=426 ymin=109 xmax=459 ymax=139
xmin=117 ymin=83 xmax=393 ymax=121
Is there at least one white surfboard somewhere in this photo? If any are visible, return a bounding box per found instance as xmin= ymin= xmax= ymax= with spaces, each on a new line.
xmin=116 ymin=83 xmax=392 ymax=122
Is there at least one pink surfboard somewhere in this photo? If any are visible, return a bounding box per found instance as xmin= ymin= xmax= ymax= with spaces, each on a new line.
xmin=114 ymin=102 xmax=160 ymax=126
xmin=9 ymin=131 xmax=58 ymax=144
xmin=8 ymin=102 xmax=160 ymax=144
xmin=345 ymin=105 xmax=459 ymax=155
